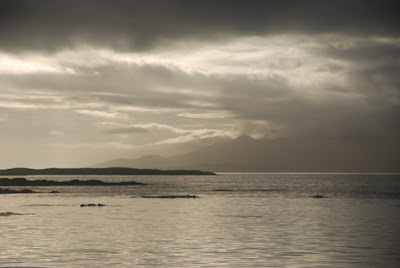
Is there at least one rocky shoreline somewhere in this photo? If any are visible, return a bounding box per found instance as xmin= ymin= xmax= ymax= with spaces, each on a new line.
xmin=0 ymin=188 xmax=38 ymax=194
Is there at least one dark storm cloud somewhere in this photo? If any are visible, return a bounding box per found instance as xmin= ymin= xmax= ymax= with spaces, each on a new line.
xmin=216 ymin=69 xmax=400 ymax=137
xmin=312 ymin=42 xmax=400 ymax=65
xmin=0 ymin=0 xmax=399 ymax=52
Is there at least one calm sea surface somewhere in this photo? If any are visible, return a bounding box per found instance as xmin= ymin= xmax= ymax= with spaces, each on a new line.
xmin=1 ymin=173 xmax=399 ymax=267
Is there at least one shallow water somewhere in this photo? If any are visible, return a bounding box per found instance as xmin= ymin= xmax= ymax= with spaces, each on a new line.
xmin=1 ymin=174 xmax=400 ymax=267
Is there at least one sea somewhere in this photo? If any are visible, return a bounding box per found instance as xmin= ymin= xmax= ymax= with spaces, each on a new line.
xmin=1 ymin=173 xmax=399 ymax=267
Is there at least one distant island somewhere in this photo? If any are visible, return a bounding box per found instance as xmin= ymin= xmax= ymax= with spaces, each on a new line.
xmin=0 ymin=167 xmax=216 ymax=176
xmin=0 ymin=177 xmax=146 ymax=186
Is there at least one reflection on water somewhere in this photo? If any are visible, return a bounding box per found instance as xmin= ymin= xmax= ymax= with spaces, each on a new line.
xmin=1 ymin=174 xmax=400 ymax=267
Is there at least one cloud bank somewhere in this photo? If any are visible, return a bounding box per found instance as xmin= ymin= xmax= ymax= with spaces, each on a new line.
xmin=0 ymin=0 xmax=399 ymax=168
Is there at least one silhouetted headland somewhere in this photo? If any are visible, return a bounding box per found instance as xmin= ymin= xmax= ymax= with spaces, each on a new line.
xmin=0 ymin=167 xmax=215 ymax=176
xmin=0 ymin=177 xmax=146 ymax=186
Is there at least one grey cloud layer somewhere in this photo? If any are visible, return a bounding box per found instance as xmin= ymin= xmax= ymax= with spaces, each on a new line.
xmin=1 ymin=0 xmax=399 ymax=52
xmin=2 ymin=36 xmax=399 ymax=138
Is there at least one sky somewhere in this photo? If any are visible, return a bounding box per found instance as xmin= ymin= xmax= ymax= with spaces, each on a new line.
xmin=0 ymin=0 xmax=399 ymax=168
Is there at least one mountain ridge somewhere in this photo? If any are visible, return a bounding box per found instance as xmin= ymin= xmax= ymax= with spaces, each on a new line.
xmin=94 ymin=135 xmax=400 ymax=172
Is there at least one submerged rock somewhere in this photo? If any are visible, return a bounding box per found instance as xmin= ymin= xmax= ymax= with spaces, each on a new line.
xmin=213 ymin=189 xmax=233 ymax=192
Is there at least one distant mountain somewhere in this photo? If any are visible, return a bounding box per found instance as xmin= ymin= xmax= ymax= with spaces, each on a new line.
xmin=94 ymin=135 xmax=400 ymax=172
xmin=94 ymin=155 xmax=171 ymax=169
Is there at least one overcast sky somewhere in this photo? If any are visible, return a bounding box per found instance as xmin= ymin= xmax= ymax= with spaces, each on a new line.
xmin=0 ymin=0 xmax=399 ymax=168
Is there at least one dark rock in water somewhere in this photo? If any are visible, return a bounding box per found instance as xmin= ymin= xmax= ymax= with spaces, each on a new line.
xmin=0 ymin=212 xmax=23 ymax=216
xmin=80 ymin=203 xmax=106 ymax=207
xmin=0 ymin=188 xmax=38 ymax=194
xmin=312 ymin=194 xmax=326 ymax=198
xmin=142 ymin=195 xmax=198 ymax=199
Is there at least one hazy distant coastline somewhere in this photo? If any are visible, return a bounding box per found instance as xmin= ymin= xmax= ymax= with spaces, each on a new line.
xmin=0 ymin=167 xmax=216 ymax=176
xmin=0 ymin=177 xmax=146 ymax=186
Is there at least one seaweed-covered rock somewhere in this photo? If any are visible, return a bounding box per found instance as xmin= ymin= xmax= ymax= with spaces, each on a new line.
xmin=0 ymin=188 xmax=38 ymax=194
xmin=312 ymin=194 xmax=326 ymax=198
xmin=142 ymin=195 xmax=198 ymax=199
xmin=0 ymin=212 xmax=23 ymax=216
xmin=80 ymin=203 xmax=106 ymax=207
